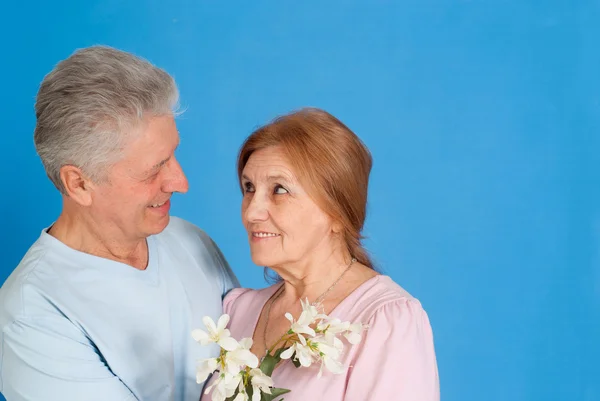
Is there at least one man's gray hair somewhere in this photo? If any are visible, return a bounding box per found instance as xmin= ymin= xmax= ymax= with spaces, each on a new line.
xmin=34 ymin=45 xmax=180 ymax=194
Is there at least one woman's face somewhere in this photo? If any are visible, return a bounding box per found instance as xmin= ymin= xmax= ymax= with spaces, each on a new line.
xmin=241 ymin=146 xmax=337 ymax=269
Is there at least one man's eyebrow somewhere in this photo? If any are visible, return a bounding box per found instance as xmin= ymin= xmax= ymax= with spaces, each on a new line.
xmin=150 ymin=157 xmax=171 ymax=171
xmin=147 ymin=140 xmax=180 ymax=174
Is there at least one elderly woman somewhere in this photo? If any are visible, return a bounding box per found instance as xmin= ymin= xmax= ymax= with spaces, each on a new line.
xmin=202 ymin=108 xmax=439 ymax=400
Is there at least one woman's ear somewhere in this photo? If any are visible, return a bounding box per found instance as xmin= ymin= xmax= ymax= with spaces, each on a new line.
xmin=332 ymin=221 xmax=343 ymax=234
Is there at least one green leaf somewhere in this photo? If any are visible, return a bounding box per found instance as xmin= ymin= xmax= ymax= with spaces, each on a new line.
xmin=261 ymin=387 xmax=291 ymax=401
xmin=273 ymin=347 xmax=286 ymax=359
xmin=259 ymin=346 xmax=288 ymax=376
xmin=259 ymin=354 xmax=279 ymax=376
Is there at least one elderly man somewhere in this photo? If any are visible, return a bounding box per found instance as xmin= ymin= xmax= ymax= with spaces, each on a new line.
xmin=0 ymin=46 xmax=238 ymax=401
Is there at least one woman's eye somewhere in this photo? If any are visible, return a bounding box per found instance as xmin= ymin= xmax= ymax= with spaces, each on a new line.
xmin=274 ymin=185 xmax=288 ymax=195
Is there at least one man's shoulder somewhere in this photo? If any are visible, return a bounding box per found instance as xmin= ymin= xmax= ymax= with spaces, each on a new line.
xmin=156 ymin=216 xmax=222 ymax=263
xmin=160 ymin=216 xmax=210 ymax=243
xmin=0 ymin=238 xmax=57 ymax=325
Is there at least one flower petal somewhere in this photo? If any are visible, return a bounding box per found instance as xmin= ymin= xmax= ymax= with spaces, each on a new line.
xmin=317 ymin=366 xmax=325 ymax=378
xmin=344 ymin=331 xmax=362 ymax=345
xmin=216 ymin=314 xmax=231 ymax=333
xmin=218 ymin=336 xmax=240 ymax=352
xmin=202 ymin=316 xmax=218 ymax=335
xmin=316 ymin=342 xmax=341 ymax=359
xmin=293 ymin=325 xmax=316 ymax=337
xmin=196 ymin=358 xmax=218 ymax=383
xmin=219 ymin=372 xmax=242 ymax=394
xmin=224 ymin=360 xmax=243 ymax=376
xmin=250 ymin=368 xmax=274 ymax=396
xmin=233 ymin=393 xmax=248 ymax=401
xmin=296 ymin=311 xmax=312 ymax=326
xmin=349 ymin=322 xmax=363 ymax=332
xmin=280 ymin=346 xmax=295 ymax=360
xmin=298 ymin=349 xmax=313 ymax=367
xmin=327 ymin=358 xmax=345 ymax=374
xmin=191 ymin=329 xmax=211 ymax=344
xmin=236 ymin=349 xmax=259 ymax=369
xmin=239 ymin=337 xmax=253 ymax=350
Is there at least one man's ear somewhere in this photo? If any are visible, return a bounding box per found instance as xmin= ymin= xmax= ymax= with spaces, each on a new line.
xmin=59 ymin=165 xmax=94 ymax=206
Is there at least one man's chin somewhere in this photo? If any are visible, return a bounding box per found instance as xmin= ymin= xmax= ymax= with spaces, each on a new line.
xmin=146 ymin=214 xmax=171 ymax=236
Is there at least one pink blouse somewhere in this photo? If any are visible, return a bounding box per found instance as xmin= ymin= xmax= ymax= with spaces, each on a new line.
xmin=201 ymin=275 xmax=439 ymax=401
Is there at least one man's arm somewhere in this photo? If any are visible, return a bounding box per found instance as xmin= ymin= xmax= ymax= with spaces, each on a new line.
xmin=1 ymin=316 xmax=136 ymax=401
xmin=206 ymin=236 xmax=240 ymax=298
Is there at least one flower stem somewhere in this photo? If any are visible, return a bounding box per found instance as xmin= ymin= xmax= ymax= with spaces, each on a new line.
xmin=267 ymin=333 xmax=296 ymax=355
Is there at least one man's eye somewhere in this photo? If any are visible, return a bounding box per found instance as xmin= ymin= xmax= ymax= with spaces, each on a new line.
xmin=244 ymin=182 xmax=255 ymax=193
xmin=145 ymin=172 xmax=159 ymax=182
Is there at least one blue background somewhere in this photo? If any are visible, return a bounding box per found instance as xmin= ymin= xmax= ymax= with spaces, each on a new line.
xmin=0 ymin=1 xmax=597 ymax=400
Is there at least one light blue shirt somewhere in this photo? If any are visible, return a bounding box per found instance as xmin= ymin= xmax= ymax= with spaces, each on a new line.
xmin=0 ymin=217 xmax=239 ymax=401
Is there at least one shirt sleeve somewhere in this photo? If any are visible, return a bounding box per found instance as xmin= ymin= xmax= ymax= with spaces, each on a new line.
xmin=205 ymin=236 xmax=240 ymax=298
xmin=345 ymin=299 xmax=440 ymax=401
xmin=1 ymin=316 xmax=137 ymax=401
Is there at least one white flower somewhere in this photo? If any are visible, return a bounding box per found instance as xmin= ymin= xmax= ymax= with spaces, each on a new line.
xmin=249 ymin=368 xmax=274 ymax=401
xmin=223 ymin=337 xmax=259 ymax=375
xmin=232 ymin=392 xmax=249 ymax=401
xmin=317 ymin=317 xmax=350 ymax=334
xmin=280 ymin=334 xmax=317 ymax=367
xmin=192 ymin=315 xmax=239 ymax=351
xmin=196 ymin=357 xmax=219 ymax=383
xmin=318 ymin=318 xmax=364 ymax=345
xmin=313 ymin=338 xmax=345 ymax=376
xmin=204 ymin=372 xmax=242 ymax=401
xmin=285 ymin=308 xmax=316 ymax=337
xmin=316 ymin=317 xmax=350 ymax=347
xmin=343 ymin=322 xmax=365 ymax=345
xmin=319 ymin=353 xmax=345 ymax=376
xmin=300 ymin=298 xmax=327 ymax=322
xmin=193 ymin=303 xmax=366 ymax=401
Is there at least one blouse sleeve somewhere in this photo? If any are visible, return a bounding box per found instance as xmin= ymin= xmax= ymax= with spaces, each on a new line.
xmin=345 ymin=299 xmax=440 ymax=401
xmin=223 ymin=287 xmax=252 ymax=315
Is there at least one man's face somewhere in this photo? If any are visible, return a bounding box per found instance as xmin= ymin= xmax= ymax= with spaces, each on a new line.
xmin=89 ymin=114 xmax=188 ymax=241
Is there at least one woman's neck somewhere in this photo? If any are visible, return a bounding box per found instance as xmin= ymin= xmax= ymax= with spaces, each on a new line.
xmin=272 ymin=253 xmax=355 ymax=305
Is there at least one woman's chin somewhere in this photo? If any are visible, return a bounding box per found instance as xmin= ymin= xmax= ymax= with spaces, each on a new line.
xmin=251 ymin=256 xmax=273 ymax=267
xmin=250 ymin=252 xmax=282 ymax=269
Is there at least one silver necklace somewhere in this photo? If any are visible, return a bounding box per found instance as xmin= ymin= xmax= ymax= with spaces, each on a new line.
xmin=262 ymin=257 xmax=357 ymax=352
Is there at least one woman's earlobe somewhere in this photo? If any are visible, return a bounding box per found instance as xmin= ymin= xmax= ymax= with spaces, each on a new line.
xmin=332 ymin=222 xmax=343 ymax=234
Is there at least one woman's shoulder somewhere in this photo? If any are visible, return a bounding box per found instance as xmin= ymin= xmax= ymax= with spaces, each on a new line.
xmin=223 ymin=288 xmax=252 ymax=313
xmin=223 ymin=284 xmax=281 ymax=315
xmin=344 ymin=275 xmax=430 ymax=325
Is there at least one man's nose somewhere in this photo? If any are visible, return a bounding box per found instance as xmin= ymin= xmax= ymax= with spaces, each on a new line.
xmin=162 ymin=157 xmax=189 ymax=194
